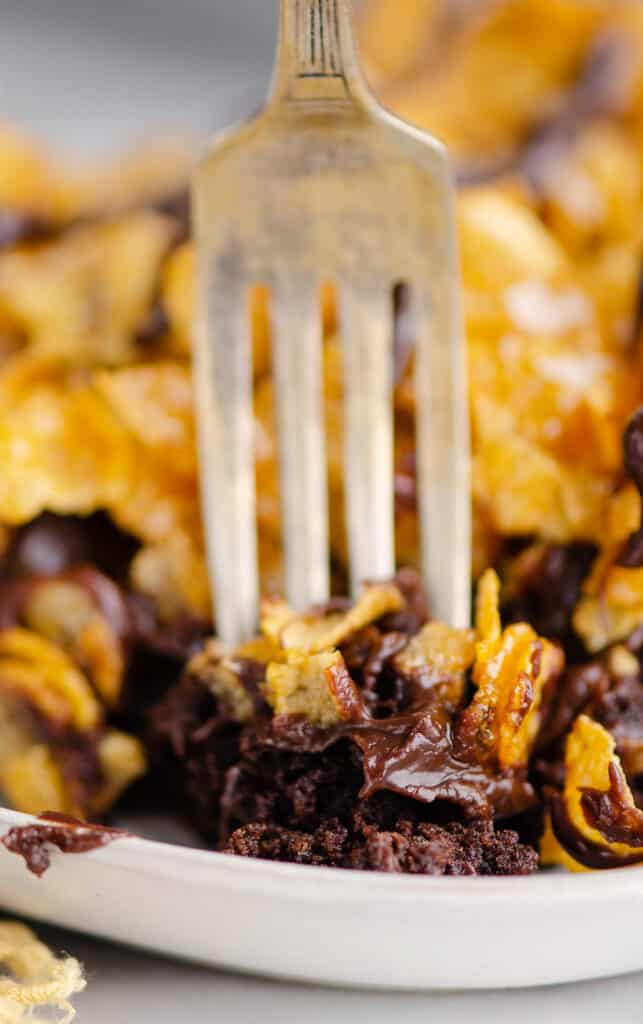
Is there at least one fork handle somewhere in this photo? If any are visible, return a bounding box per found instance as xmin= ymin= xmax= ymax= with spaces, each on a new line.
xmin=271 ymin=0 xmax=365 ymax=102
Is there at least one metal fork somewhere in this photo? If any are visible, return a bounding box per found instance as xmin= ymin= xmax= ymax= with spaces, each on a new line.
xmin=193 ymin=0 xmax=470 ymax=647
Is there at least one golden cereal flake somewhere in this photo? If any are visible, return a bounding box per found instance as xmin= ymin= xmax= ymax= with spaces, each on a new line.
xmin=392 ymin=621 xmax=476 ymax=708
xmin=0 ymin=627 xmax=101 ymax=732
xmin=379 ymin=0 xmax=605 ymax=161
xmin=456 ymin=570 xmax=564 ymax=768
xmin=22 ymin=579 xmax=125 ymax=707
xmin=0 ymin=213 xmax=176 ymax=365
xmin=263 ymin=649 xmax=363 ymax=727
xmin=96 ymin=361 xmax=196 ymax=475
xmin=93 ymin=730 xmax=147 ymax=816
xmin=541 ymin=716 xmax=643 ymax=870
xmin=574 ymin=484 xmax=643 ymax=651
xmin=0 ymin=360 xmax=136 ymax=525
xmin=0 ymin=920 xmax=85 ymax=1024
xmin=0 ymin=743 xmax=71 ymax=818
xmin=186 ymin=639 xmax=255 ymax=723
xmin=261 ymin=583 xmax=405 ymax=654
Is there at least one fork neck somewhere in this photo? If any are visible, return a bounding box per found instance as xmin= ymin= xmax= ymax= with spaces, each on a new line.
xmin=269 ymin=0 xmax=369 ymax=105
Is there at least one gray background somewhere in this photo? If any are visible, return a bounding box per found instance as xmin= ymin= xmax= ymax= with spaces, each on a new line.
xmin=26 ymin=923 xmax=643 ymax=1023
xmin=0 ymin=0 xmax=277 ymax=153
xmin=1 ymin=1 xmax=642 ymax=1018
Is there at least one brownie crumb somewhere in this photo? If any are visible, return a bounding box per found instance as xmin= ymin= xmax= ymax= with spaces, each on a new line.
xmin=226 ymin=817 xmax=538 ymax=876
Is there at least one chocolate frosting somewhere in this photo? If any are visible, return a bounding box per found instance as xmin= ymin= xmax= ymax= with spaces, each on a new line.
xmin=2 ymin=813 xmax=128 ymax=876
xmin=0 ymin=209 xmax=58 ymax=250
xmin=249 ymin=696 xmax=534 ymax=822
xmin=548 ymin=788 xmax=643 ymax=870
xmin=617 ymin=408 xmax=643 ymax=568
xmin=580 ymin=763 xmax=643 ymax=848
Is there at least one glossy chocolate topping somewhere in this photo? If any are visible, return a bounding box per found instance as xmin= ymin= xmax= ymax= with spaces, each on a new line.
xmin=2 ymin=813 xmax=128 ymax=876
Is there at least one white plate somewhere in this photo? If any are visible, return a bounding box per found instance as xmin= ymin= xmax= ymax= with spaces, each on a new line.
xmin=1 ymin=807 xmax=642 ymax=990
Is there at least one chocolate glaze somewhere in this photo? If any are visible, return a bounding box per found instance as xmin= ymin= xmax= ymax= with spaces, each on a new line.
xmin=0 ymin=177 xmax=190 ymax=257
xmin=1 ymin=813 xmax=128 ymax=876
xmin=0 ymin=531 xmax=207 ymax=721
xmin=537 ymin=648 xmax=643 ymax=786
xmin=593 ymin=676 xmax=643 ymax=780
xmin=377 ymin=568 xmax=430 ymax=635
xmin=135 ymin=301 xmax=171 ymax=348
xmin=538 ymin=662 xmax=610 ymax=751
xmin=503 ymin=542 xmax=596 ymax=649
xmin=148 ymin=562 xmax=583 ymax=872
xmin=632 ymin=264 xmax=643 ymax=353
xmin=3 ymin=512 xmax=139 ymax=584
xmin=250 ymin=713 xmax=346 ymax=755
xmin=353 ymin=709 xmax=503 ymax=817
xmin=548 ymin=789 xmax=643 ymax=870
xmin=72 ymin=566 xmax=132 ymax=638
xmin=341 ymin=627 xmax=408 ymax=717
xmin=247 ymin=697 xmax=534 ymax=823
xmin=580 ymin=763 xmax=643 ymax=848
xmin=618 ymin=408 xmax=643 ymax=568
xmin=152 ymin=188 xmax=190 ymax=245
xmin=0 ymin=565 xmax=131 ymax=646
xmin=0 ymin=209 xmax=58 ymax=250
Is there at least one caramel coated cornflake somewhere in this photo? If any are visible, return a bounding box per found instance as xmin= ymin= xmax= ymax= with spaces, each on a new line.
xmin=0 ymin=213 xmax=176 ymax=365
xmin=0 ymin=627 xmax=101 ymax=731
xmin=575 ymin=409 xmax=643 ymax=650
xmin=93 ymin=731 xmax=147 ymax=816
xmin=542 ymin=715 xmax=643 ymax=871
xmin=0 ymin=358 xmax=136 ymax=526
xmin=260 ymin=583 xmax=405 ymax=653
xmin=0 ymin=920 xmax=85 ymax=1023
xmin=20 ymin=575 xmax=126 ymax=707
xmin=456 ymin=571 xmax=564 ymax=768
xmin=374 ymin=0 xmax=604 ymax=164
xmin=0 ymin=627 xmax=145 ymax=817
xmin=0 ymin=699 xmax=146 ymax=819
xmin=263 ymin=649 xmax=364 ymax=727
xmin=392 ymin=622 xmax=476 ymax=709
xmin=186 ymin=639 xmax=255 ymax=723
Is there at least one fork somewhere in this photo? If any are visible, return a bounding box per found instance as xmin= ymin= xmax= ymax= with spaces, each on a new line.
xmin=193 ymin=0 xmax=470 ymax=647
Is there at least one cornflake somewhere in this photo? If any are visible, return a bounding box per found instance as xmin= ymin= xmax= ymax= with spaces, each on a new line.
xmin=457 ymin=571 xmax=564 ymax=768
xmin=0 ymin=921 xmax=85 ymax=1024
xmin=261 ymin=583 xmax=405 ymax=653
xmin=541 ymin=715 xmax=643 ymax=871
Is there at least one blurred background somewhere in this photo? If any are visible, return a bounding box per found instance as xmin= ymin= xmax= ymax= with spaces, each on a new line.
xmin=1 ymin=0 xmax=278 ymax=152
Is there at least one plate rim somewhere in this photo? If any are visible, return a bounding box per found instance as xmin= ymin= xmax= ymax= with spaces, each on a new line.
xmin=2 ymin=805 xmax=642 ymax=905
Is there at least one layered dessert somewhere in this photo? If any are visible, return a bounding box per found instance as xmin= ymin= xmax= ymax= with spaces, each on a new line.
xmin=1 ymin=0 xmax=643 ymax=875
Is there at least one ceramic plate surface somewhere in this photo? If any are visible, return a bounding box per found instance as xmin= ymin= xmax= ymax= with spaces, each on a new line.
xmin=1 ymin=806 xmax=642 ymax=990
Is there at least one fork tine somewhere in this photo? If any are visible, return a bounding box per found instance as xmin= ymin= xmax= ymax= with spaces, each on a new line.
xmin=414 ymin=270 xmax=471 ymax=629
xmin=273 ymin=277 xmax=330 ymax=610
xmin=195 ymin=266 xmax=259 ymax=648
xmin=340 ymin=283 xmax=396 ymax=596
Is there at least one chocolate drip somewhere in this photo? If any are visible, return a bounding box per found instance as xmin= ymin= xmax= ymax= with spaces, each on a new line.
xmin=580 ymin=763 xmax=643 ymax=848
xmin=548 ymin=789 xmax=643 ymax=870
xmin=0 ymin=209 xmax=58 ymax=250
xmin=243 ymin=698 xmax=535 ymax=824
xmin=618 ymin=408 xmax=643 ymax=568
xmin=2 ymin=813 xmax=128 ymax=877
